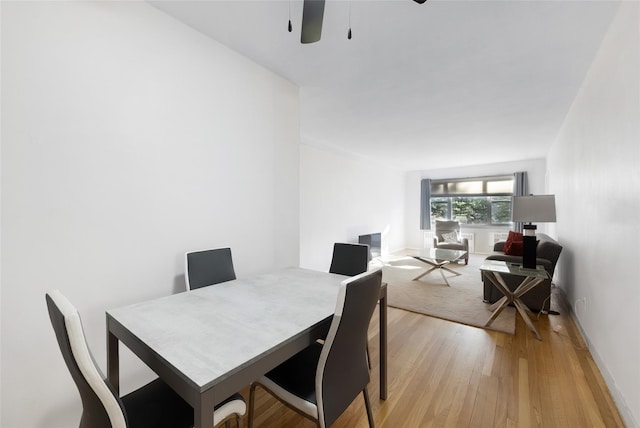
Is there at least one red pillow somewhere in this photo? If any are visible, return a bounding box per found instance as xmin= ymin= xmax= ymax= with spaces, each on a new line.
xmin=503 ymin=231 xmax=523 ymax=254
xmin=505 ymin=240 xmax=524 ymax=256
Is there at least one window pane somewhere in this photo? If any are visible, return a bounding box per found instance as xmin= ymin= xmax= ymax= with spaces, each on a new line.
xmin=448 ymin=181 xmax=482 ymax=194
xmin=430 ymin=197 xmax=449 ymax=220
xmin=491 ymin=196 xmax=512 ymax=224
xmin=430 ymin=182 xmax=446 ymax=195
xmin=428 ymin=176 xmax=515 ymax=226
xmin=452 ymin=197 xmax=489 ymax=224
xmin=487 ymin=179 xmax=514 ymax=194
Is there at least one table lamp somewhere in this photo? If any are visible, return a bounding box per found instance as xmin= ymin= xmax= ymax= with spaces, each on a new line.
xmin=512 ymin=195 xmax=556 ymax=268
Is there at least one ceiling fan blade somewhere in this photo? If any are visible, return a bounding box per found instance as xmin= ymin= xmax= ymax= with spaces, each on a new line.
xmin=301 ymin=0 xmax=325 ymax=44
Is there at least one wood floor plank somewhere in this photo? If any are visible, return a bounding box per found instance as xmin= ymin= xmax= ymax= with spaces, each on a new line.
xmin=242 ymin=282 xmax=625 ymax=428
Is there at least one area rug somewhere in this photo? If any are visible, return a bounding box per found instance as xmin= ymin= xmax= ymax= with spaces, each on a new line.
xmin=378 ymin=253 xmax=516 ymax=334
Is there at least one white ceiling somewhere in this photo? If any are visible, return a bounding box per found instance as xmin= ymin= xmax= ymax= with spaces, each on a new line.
xmin=150 ymin=0 xmax=620 ymax=171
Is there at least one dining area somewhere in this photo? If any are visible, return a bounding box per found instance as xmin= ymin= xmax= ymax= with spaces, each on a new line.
xmin=47 ymin=244 xmax=387 ymax=428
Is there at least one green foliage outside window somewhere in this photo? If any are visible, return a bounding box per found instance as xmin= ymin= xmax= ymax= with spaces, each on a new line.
xmin=453 ymin=197 xmax=490 ymax=224
xmin=430 ymin=196 xmax=512 ymax=225
xmin=431 ymin=198 xmax=449 ymax=220
xmin=491 ymin=197 xmax=512 ymax=224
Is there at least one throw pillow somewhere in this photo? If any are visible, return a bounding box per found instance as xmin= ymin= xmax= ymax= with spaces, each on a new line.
xmin=505 ymin=240 xmax=524 ymax=256
xmin=506 ymin=239 xmax=539 ymax=256
xmin=503 ymin=231 xmax=523 ymax=254
xmin=442 ymin=231 xmax=459 ymax=243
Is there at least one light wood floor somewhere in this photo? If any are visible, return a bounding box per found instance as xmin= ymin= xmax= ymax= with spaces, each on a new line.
xmin=242 ymin=287 xmax=625 ymax=427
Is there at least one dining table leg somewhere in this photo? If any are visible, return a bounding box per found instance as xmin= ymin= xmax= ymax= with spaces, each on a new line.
xmin=107 ymin=327 xmax=119 ymax=394
xmin=379 ymin=283 xmax=388 ymax=400
xmin=194 ymin=400 xmax=214 ymax=428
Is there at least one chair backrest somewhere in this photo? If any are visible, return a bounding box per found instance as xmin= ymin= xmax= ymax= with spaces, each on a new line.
xmin=185 ymin=247 xmax=236 ymax=290
xmin=46 ymin=290 xmax=127 ymax=428
xmin=435 ymin=220 xmax=461 ymax=242
xmin=328 ymin=243 xmax=370 ymax=276
xmin=316 ymin=268 xmax=382 ymax=428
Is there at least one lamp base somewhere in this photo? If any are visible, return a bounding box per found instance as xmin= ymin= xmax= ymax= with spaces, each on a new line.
xmin=522 ymin=224 xmax=537 ymax=269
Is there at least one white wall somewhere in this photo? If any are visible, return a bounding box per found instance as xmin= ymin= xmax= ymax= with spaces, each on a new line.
xmin=1 ymin=2 xmax=299 ymax=427
xmin=405 ymin=158 xmax=548 ymax=252
xmin=299 ymin=144 xmax=405 ymax=271
xmin=547 ymin=2 xmax=640 ymax=427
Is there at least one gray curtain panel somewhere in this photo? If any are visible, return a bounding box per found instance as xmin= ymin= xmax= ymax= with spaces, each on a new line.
xmin=420 ymin=178 xmax=431 ymax=230
xmin=513 ymin=171 xmax=528 ymax=232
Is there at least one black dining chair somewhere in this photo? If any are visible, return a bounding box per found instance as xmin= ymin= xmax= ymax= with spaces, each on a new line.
xmin=248 ymin=268 xmax=382 ymax=428
xmin=185 ymin=247 xmax=236 ymax=290
xmin=329 ymin=242 xmax=370 ymax=276
xmin=328 ymin=242 xmax=373 ymax=366
xmin=45 ymin=290 xmax=246 ymax=428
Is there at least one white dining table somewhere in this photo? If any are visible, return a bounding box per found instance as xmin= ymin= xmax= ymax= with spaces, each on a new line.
xmin=107 ymin=267 xmax=387 ymax=428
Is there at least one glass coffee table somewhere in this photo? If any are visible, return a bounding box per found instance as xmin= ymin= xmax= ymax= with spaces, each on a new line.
xmin=480 ymin=260 xmax=549 ymax=340
xmin=410 ymin=248 xmax=468 ymax=286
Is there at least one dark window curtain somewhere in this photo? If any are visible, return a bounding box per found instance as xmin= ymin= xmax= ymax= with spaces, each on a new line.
xmin=420 ymin=178 xmax=431 ymax=230
xmin=513 ymin=172 xmax=528 ymax=232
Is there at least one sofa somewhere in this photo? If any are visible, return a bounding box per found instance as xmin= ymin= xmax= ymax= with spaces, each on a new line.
xmin=482 ymin=232 xmax=562 ymax=312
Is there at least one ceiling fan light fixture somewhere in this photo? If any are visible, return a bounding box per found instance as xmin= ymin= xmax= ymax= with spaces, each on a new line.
xmin=301 ymin=0 xmax=325 ymax=43
xmin=299 ymin=0 xmax=422 ymax=43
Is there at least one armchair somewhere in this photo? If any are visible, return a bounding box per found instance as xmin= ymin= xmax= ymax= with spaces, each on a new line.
xmin=433 ymin=220 xmax=469 ymax=265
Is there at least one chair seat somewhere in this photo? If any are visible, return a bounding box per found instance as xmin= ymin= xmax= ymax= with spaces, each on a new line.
xmin=435 ymin=242 xmax=465 ymax=251
xmin=121 ymin=379 xmax=193 ymax=428
xmin=258 ymin=343 xmax=323 ymax=419
xmin=122 ymin=379 xmax=246 ymax=428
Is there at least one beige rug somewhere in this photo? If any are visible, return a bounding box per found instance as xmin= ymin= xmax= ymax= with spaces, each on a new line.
xmin=378 ymin=253 xmax=516 ymax=334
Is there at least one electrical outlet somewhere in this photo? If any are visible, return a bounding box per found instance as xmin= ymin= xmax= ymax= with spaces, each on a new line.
xmin=575 ymin=297 xmax=587 ymax=315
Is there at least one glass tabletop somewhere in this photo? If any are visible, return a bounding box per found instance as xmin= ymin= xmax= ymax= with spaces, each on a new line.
xmin=479 ymin=260 xmax=549 ymax=279
xmin=412 ymin=248 xmax=468 ymax=262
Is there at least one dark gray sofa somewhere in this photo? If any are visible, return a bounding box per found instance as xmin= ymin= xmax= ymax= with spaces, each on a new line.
xmin=482 ymin=233 xmax=562 ymax=312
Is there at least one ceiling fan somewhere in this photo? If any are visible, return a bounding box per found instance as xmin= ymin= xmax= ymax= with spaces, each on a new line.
xmin=300 ymin=0 xmax=427 ymax=44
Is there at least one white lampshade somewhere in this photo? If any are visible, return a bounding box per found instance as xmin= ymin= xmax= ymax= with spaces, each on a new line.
xmin=512 ymin=195 xmax=557 ymax=223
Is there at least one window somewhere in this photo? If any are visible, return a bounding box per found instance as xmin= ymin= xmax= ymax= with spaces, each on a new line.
xmin=429 ymin=176 xmax=513 ymax=226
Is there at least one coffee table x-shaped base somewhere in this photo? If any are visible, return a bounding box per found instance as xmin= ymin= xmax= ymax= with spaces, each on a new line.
xmin=411 ymin=257 xmax=462 ymax=286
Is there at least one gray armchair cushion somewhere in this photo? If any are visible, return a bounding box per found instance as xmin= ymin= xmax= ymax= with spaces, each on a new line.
xmin=434 ymin=220 xmax=461 ymax=242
